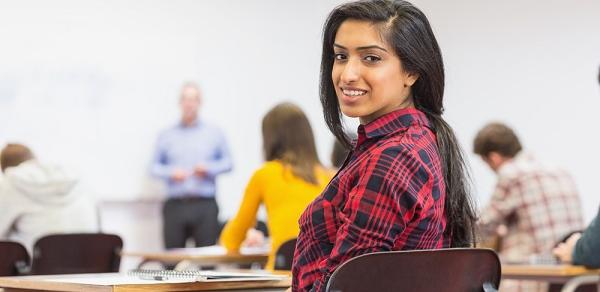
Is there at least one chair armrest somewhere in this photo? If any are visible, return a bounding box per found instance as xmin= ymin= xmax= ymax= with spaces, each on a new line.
xmin=483 ymin=282 xmax=498 ymax=292
xmin=15 ymin=260 xmax=31 ymax=275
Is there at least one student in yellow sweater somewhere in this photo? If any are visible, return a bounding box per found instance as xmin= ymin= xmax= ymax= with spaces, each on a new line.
xmin=219 ymin=102 xmax=333 ymax=270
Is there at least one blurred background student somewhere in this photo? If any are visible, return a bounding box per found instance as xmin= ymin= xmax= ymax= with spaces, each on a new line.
xmin=0 ymin=143 xmax=98 ymax=252
xmin=220 ymin=102 xmax=333 ymax=270
xmin=150 ymin=82 xmax=233 ymax=249
xmin=553 ymin=206 xmax=600 ymax=268
xmin=474 ymin=123 xmax=583 ymax=292
xmin=553 ymin=66 xmax=600 ymax=269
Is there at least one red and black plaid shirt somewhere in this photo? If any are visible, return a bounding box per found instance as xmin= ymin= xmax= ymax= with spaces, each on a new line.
xmin=292 ymin=108 xmax=449 ymax=292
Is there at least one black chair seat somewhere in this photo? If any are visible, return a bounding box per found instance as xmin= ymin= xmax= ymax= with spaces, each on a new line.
xmin=274 ymin=238 xmax=296 ymax=270
xmin=326 ymin=248 xmax=501 ymax=292
xmin=0 ymin=241 xmax=30 ymax=276
xmin=31 ymin=233 xmax=123 ymax=275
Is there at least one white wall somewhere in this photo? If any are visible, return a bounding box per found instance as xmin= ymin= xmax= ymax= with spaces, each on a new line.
xmin=0 ymin=0 xmax=599 ymax=224
xmin=415 ymin=0 xmax=600 ymax=221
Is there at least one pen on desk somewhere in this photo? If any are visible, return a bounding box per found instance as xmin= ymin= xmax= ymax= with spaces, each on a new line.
xmin=138 ymin=275 xmax=168 ymax=281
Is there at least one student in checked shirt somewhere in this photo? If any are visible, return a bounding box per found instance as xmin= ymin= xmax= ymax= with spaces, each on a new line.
xmin=474 ymin=123 xmax=582 ymax=292
xmin=290 ymin=1 xmax=478 ymax=291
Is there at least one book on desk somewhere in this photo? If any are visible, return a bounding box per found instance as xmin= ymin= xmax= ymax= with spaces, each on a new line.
xmin=126 ymin=269 xmax=287 ymax=282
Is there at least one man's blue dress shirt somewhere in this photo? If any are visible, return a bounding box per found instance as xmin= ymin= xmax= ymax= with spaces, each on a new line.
xmin=150 ymin=119 xmax=233 ymax=198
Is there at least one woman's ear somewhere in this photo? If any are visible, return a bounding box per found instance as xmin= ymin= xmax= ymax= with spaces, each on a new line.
xmin=404 ymin=72 xmax=420 ymax=87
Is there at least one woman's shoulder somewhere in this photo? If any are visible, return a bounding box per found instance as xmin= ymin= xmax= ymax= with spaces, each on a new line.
xmin=363 ymin=131 xmax=438 ymax=178
xmin=372 ymin=136 xmax=420 ymax=160
xmin=381 ymin=123 xmax=438 ymax=158
xmin=315 ymin=166 xmax=336 ymax=183
xmin=253 ymin=160 xmax=285 ymax=176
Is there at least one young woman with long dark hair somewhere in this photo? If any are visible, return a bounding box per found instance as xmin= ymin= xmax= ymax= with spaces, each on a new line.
xmin=291 ymin=1 xmax=477 ymax=291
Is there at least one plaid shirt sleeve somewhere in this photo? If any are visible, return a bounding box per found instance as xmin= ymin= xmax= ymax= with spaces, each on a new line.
xmin=478 ymin=176 xmax=520 ymax=238
xmin=310 ymin=146 xmax=434 ymax=291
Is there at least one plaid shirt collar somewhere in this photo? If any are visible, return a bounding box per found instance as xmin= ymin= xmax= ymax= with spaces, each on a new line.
xmin=356 ymin=107 xmax=432 ymax=146
xmin=497 ymin=151 xmax=535 ymax=176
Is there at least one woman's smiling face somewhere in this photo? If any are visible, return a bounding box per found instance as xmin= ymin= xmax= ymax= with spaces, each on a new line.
xmin=332 ymin=19 xmax=419 ymax=125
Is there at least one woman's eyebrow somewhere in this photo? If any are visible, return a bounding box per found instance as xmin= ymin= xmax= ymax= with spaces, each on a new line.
xmin=333 ymin=43 xmax=388 ymax=52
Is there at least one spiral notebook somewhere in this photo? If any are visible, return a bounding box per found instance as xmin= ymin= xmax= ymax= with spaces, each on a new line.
xmin=127 ymin=269 xmax=288 ymax=282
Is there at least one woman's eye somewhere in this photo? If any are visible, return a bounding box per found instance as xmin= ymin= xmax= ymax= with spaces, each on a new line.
xmin=334 ymin=53 xmax=346 ymax=60
xmin=364 ymin=55 xmax=381 ymax=62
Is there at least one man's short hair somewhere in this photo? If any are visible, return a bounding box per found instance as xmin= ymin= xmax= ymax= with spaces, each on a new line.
xmin=0 ymin=143 xmax=34 ymax=172
xmin=473 ymin=123 xmax=522 ymax=158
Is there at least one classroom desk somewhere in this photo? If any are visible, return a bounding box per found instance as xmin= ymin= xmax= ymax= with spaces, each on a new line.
xmin=122 ymin=246 xmax=269 ymax=267
xmin=0 ymin=272 xmax=291 ymax=292
xmin=502 ymin=264 xmax=600 ymax=292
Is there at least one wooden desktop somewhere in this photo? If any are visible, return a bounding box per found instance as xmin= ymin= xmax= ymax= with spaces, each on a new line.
xmin=0 ymin=272 xmax=291 ymax=292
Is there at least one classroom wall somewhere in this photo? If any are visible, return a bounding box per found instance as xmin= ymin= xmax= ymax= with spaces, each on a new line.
xmin=418 ymin=0 xmax=600 ymax=221
xmin=1 ymin=0 xmax=599 ymax=224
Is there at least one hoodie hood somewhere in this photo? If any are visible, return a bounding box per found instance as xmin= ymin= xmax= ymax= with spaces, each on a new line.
xmin=4 ymin=160 xmax=79 ymax=205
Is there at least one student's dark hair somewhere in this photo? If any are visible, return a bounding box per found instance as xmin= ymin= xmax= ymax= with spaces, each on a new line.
xmin=262 ymin=102 xmax=322 ymax=184
xmin=473 ymin=122 xmax=522 ymax=158
xmin=320 ymin=0 xmax=477 ymax=247
xmin=0 ymin=143 xmax=34 ymax=173
xmin=331 ymin=138 xmax=347 ymax=169
xmin=331 ymin=132 xmax=356 ymax=169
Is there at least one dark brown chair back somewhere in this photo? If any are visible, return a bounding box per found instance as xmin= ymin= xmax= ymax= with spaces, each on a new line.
xmin=31 ymin=233 xmax=122 ymax=275
xmin=274 ymin=238 xmax=297 ymax=270
xmin=0 ymin=241 xmax=30 ymax=276
xmin=326 ymin=248 xmax=501 ymax=292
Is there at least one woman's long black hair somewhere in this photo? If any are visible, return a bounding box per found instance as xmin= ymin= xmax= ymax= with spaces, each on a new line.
xmin=320 ymin=0 xmax=477 ymax=247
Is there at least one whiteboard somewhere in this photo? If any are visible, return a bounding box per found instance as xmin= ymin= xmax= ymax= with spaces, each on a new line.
xmin=1 ymin=0 xmax=599 ymax=221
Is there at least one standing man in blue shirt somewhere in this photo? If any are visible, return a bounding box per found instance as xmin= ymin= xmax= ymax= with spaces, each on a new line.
xmin=151 ymin=82 xmax=233 ymax=248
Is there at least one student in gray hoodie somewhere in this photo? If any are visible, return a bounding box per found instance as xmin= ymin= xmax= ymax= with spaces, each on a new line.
xmin=0 ymin=143 xmax=98 ymax=252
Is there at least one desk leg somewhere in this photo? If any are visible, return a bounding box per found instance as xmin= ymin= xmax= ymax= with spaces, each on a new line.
xmin=561 ymin=275 xmax=600 ymax=292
